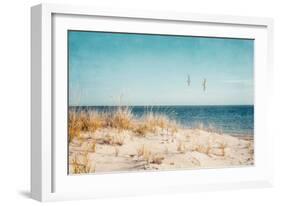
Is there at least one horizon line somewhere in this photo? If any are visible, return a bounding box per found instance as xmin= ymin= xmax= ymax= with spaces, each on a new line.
xmin=69 ymin=104 xmax=254 ymax=107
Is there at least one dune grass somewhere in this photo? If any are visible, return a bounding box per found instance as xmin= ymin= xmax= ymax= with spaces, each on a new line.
xmin=134 ymin=112 xmax=178 ymax=136
xmin=110 ymin=106 xmax=134 ymax=130
xmin=71 ymin=152 xmax=95 ymax=174
xmin=68 ymin=106 xmax=181 ymax=142
xmin=136 ymin=144 xmax=165 ymax=165
xmin=68 ymin=111 xmax=83 ymax=142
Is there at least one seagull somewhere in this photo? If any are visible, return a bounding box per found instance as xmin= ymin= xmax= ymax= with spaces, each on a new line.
xmin=187 ymin=74 xmax=191 ymax=86
xmin=202 ymin=78 xmax=207 ymax=91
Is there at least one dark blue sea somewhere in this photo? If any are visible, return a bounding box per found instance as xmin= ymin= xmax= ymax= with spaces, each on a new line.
xmin=70 ymin=105 xmax=254 ymax=138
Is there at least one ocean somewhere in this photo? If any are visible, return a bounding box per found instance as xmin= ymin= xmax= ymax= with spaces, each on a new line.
xmin=70 ymin=105 xmax=254 ymax=138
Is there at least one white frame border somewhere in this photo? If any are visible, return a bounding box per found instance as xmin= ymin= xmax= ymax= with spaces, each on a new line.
xmin=31 ymin=3 xmax=274 ymax=202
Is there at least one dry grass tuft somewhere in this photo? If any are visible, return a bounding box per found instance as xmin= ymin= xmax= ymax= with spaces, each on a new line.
xmin=68 ymin=107 xmax=181 ymax=141
xmin=68 ymin=111 xmax=83 ymax=142
xmin=134 ymin=112 xmax=180 ymax=136
xmin=193 ymin=141 xmax=227 ymax=156
xmin=68 ymin=110 xmax=107 ymax=142
xmin=134 ymin=124 xmax=152 ymax=136
xmin=137 ymin=145 xmax=164 ymax=165
xmin=87 ymin=111 xmax=107 ymax=132
xmin=112 ymin=135 xmax=124 ymax=146
xmin=109 ymin=107 xmax=134 ymax=130
xmin=90 ymin=140 xmax=96 ymax=153
xmin=248 ymin=141 xmax=254 ymax=155
xmin=102 ymin=134 xmax=124 ymax=146
xmin=151 ymin=154 xmax=164 ymax=164
xmin=137 ymin=144 xmax=149 ymax=157
xmin=145 ymin=113 xmax=171 ymax=129
xmin=71 ymin=153 xmax=95 ymax=174
xmin=219 ymin=142 xmax=227 ymax=156
xmin=195 ymin=145 xmax=211 ymax=154
xmin=137 ymin=144 xmax=152 ymax=163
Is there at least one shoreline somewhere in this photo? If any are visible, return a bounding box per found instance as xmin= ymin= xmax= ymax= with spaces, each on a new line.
xmin=230 ymin=134 xmax=254 ymax=140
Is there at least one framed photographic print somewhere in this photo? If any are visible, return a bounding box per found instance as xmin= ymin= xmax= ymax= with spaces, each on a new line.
xmin=31 ymin=3 xmax=274 ymax=201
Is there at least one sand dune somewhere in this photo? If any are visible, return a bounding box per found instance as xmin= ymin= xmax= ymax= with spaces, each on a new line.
xmin=69 ymin=125 xmax=254 ymax=174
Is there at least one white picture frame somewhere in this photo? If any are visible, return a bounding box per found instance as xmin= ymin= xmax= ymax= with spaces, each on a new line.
xmin=31 ymin=3 xmax=274 ymax=202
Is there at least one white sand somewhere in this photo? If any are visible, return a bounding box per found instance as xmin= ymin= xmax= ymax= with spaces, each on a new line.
xmin=69 ymin=127 xmax=254 ymax=174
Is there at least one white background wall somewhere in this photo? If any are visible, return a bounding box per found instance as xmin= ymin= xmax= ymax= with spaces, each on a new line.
xmin=0 ymin=0 xmax=280 ymax=205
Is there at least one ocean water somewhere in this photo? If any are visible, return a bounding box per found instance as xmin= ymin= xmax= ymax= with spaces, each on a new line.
xmin=70 ymin=105 xmax=254 ymax=138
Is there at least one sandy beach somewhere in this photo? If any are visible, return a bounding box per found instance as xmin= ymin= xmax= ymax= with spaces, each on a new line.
xmin=67 ymin=31 xmax=255 ymax=175
xmin=68 ymin=108 xmax=254 ymax=174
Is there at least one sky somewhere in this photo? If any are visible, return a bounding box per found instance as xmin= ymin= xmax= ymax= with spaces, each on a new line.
xmin=68 ymin=31 xmax=254 ymax=106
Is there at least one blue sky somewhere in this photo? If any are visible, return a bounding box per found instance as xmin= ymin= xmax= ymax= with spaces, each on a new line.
xmin=68 ymin=31 xmax=254 ymax=106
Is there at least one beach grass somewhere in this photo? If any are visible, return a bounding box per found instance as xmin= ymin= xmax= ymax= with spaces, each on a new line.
xmin=71 ymin=152 xmax=95 ymax=174
xmin=68 ymin=106 xmax=181 ymax=142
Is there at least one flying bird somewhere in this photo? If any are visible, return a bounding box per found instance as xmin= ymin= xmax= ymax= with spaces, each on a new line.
xmin=187 ymin=74 xmax=191 ymax=86
xmin=202 ymin=78 xmax=207 ymax=91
